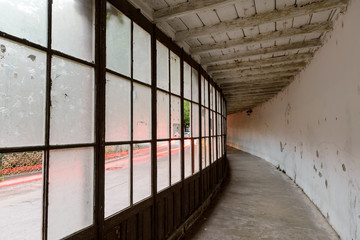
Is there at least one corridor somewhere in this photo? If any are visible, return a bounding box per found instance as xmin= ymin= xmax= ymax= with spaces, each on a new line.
xmin=185 ymin=148 xmax=339 ymax=240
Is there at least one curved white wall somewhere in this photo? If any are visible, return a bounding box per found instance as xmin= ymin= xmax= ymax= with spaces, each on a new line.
xmin=227 ymin=1 xmax=360 ymax=239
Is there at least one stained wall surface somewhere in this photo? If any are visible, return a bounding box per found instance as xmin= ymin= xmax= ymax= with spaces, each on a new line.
xmin=227 ymin=1 xmax=360 ymax=239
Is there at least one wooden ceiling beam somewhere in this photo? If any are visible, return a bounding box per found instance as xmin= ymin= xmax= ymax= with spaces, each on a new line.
xmin=224 ymin=87 xmax=287 ymax=95
xmin=175 ymin=0 xmax=348 ymax=41
xmin=221 ymin=77 xmax=293 ymax=90
xmin=207 ymin=53 xmax=313 ymax=73
xmin=223 ymin=85 xmax=287 ymax=93
xmin=217 ymin=70 xmax=298 ymax=85
xmin=213 ymin=62 xmax=306 ymax=79
xmin=192 ymin=22 xmax=332 ymax=55
xmin=153 ymin=0 xmax=238 ymax=23
xmin=202 ymin=39 xmax=321 ymax=65
xmin=225 ymin=94 xmax=281 ymax=100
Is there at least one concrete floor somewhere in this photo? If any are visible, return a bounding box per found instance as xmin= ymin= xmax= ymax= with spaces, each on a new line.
xmin=184 ymin=148 xmax=340 ymax=240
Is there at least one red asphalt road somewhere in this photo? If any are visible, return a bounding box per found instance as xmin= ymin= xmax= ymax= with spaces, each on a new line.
xmin=0 ymin=141 xmax=191 ymax=188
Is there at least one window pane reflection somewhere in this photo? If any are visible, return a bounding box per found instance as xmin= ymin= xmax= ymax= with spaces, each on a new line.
xmin=133 ymin=143 xmax=151 ymax=203
xmin=184 ymin=140 xmax=192 ymax=178
xmin=157 ymin=41 xmax=169 ymax=91
xmin=133 ymin=83 xmax=151 ymax=141
xmin=157 ymin=91 xmax=169 ymax=139
xmin=0 ymin=151 xmax=43 ymax=240
xmin=171 ymin=140 xmax=181 ymax=184
xmin=105 ymin=73 xmax=131 ymax=142
xmin=157 ymin=141 xmax=169 ymax=192
xmin=53 ymin=0 xmax=94 ymax=61
xmin=171 ymin=96 xmax=181 ymax=139
xmin=133 ymin=24 xmax=151 ymax=84
xmin=106 ymin=3 xmax=131 ymax=77
xmin=48 ymin=148 xmax=93 ymax=240
xmin=105 ymin=145 xmax=130 ymax=218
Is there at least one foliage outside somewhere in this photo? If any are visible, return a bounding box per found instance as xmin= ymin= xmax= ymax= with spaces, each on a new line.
xmin=184 ymin=100 xmax=190 ymax=127
xmin=0 ymin=152 xmax=42 ymax=176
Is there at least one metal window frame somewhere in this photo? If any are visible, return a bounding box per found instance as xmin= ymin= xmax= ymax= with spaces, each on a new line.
xmin=0 ymin=0 xmax=227 ymax=239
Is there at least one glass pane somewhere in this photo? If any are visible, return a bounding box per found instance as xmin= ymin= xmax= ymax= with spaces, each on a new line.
xmin=0 ymin=0 xmax=47 ymax=46
xmin=133 ymin=143 xmax=151 ymax=203
xmin=210 ymin=112 xmax=214 ymax=136
xmin=192 ymin=103 xmax=199 ymax=138
xmin=201 ymin=107 xmax=209 ymax=137
xmin=201 ymin=107 xmax=205 ymax=137
xmin=171 ymin=140 xmax=181 ymax=184
xmin=218 ymin=136 xmax=221 ymax=159
xmin=205 ymin=108 xmax=209 ymax=137
xmin=201 ymin=138 xmax=209 ymax=169
xmin=105 ymin=145 xmax=130 ymax=217
xmin=191 ymin=67 xmax=198 ymax=103
xmin=157 ymin=41 xmax=169 ymax=91
xmin=218 ymin=93 xmax=222 ymax=113
xmin=106 ymin=3 xmax=131 ymax=77
xmin=157 ymin=91 xmax=169 ymax=139
xmin=184 ymin=62 xmax=191 ymax=100
xmin=0 ymin=151 xmax=43 ymax=240
xmin=170 ymin=51 xmax=180 ymax=95
xmin=171 ymin=96 xmax=181 ymax=139
xmin=184 ymin=139 xmax=192 ymax=178
xmin=212 ymin=87 xmax=216 ymax=111
xmin=210 ymin=85 xmax=214 ymax=110
xmin=53 ymin=0 xmax=94 ymax=61
xmin=211 ymin=137 xmax=216 ymax=163
xmin=0 ymin=39 xmax=46 ymax=147
xmin=133 ymin=83 xmax=151 ymax=140
xmin=157 ymin=141 xmax=169 ymax=192
xmin=217 ymin=113 xmax=221 ymax=135
xmin=201 ymin=76 xmax=209 ymax=106
xmin=194 ymin=139 xmax=200 ymax=173
xmin=184 ymin=100 xmax=191 ymax=138
xmin=48 ymin=148 xmax=93 ymax=240
xmin=212 ymin=112 xmax=217 ymax=136
xmin=105 ymin=73 xmax=131 ymax=142
xmin=50 ymin=57 xmax=94 ymax=145
xmin=204 ymin=79 xmax=209 ymax=108
xmin=133 ymin=24 xmax=151 ymax=84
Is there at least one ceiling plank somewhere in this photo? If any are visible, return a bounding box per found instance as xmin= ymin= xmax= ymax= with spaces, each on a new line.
xmin=191 ymin=21 xmax=332 ymax=54
xmin=153 ymin=0 xmax=238 ymax=23
xmin=175 ymin=0 xmax=348 ymax=41
xmin=226 ymin=95 xmax=279 ymax=102
xmin=217 ymin=70 xmax=298 ymax=84
xmin=212 ymin=62 xmax=306 ymax=79
xmin=224 ymin=86 xmax=288 ymax=93
xmin=207 ymin=53 xmax=312 ymax=72
xmin=202 ymin=39 xmax=321 ymax=65
xmin=224 ymin=87 xmax=287 ymax=95
xmin=221 ymin=77 xmax=293 ymax=89
xmin=223 ymin=84 xmax=288 ymax=91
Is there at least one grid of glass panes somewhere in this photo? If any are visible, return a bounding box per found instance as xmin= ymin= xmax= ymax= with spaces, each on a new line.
xmin=0 ymin=0 xmax=96 ymax=239
xmin=201 ymin=75 xmax=211 ymax=169
xmin=156 ymin=40 xmax=183 ymax=192
xmin=183 ymin=62 xmax=200 ymax=179
xmin=222 ymin=97 xmax=227 ymax=155
xmin=0 ymin=0 xmax=226 ymax=239
xmin=105 ymin=3 xmax=153 ymax=218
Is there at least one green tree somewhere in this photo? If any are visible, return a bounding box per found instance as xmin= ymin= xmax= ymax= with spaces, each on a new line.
xmin=184 ymin=100 xmax=190 ymax=127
